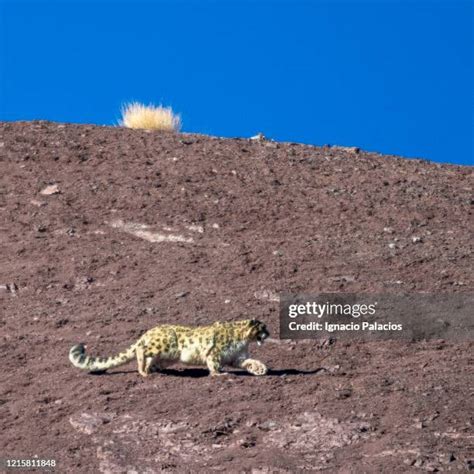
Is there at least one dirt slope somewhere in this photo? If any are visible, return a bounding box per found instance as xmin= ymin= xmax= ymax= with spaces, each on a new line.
xmin=1 ymin=121 xmax=472 ymax=473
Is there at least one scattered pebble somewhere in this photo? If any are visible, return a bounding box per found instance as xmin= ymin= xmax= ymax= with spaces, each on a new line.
xmin=187 ymin=224 xmax=204 ymax=233
xmin=253 ymin=290 xmax=280 ymax=302
xmin=331 ymin=145 xmax=360 ymax=154
xmin=329 ymin=275 xmax=356 ymax=283
xmin=175 ymin=291 xmax=189 ymax=299
xmin=30 ymin=199 xmax=46 ymax=207
xmin=1 ymin=283 xmax=18 ymax=295
xmin=40 ymin=184 xmax=60 ymax=195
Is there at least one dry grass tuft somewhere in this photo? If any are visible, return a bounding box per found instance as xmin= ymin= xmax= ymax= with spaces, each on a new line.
xmin=120 ymin=102 xmax=181 ymax=131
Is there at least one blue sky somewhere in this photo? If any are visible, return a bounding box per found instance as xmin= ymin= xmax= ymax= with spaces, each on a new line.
xmin=0 ymin=0 xmax=472 ymax=165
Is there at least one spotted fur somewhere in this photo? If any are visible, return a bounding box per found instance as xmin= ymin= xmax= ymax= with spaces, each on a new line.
xmin=69 ymin=319 xmax=270 ymax=377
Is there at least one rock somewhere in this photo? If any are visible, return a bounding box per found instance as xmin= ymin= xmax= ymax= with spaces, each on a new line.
xmin=324 ymin=364 xmax=341 ymax=374
xmin=258 ymin=420 xmax=277 ymax=431
xmin=175 ymin=291 xmax=189 ymax=299
xmin=187 ymin=224 xmax=204 ymax=233
xmin=412 ymin=236 xmax=423 ymax=243
xmin=239 ymin=437 xmax=256 ymax=448
xmin=253 ymin=290 xmax=280 ymax=302
xmin=388 ymin=243 xmax=397 ymax=249
xmin=329 ymin=275 xmax=356 ymax=283
xmin=30 ymin=199 xmax=46 ymax=207
xmin=2 ymin=283 xmax=18 ymax=295
xmin=40 ymin=184 xmax=60 ymax=195
xmin=331 ymin=145 xmax=360 ymax=154
xmin=319 ymin=337 xmax=336 ymax=348
xmin=69 ymin=412 xmax=112 ymax=435
xmin=336 ymin=389 xmax=352 ymax=400
xmin=74 ymin=276 xmax=94 ymax=290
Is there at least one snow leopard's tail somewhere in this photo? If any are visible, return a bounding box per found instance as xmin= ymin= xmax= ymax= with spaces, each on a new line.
xmin=69 ymin=342 xmax=136 ymax=373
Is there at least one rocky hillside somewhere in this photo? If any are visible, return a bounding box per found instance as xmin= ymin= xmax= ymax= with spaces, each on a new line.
xmin=1 ymin=121 xmax=472 ymax=472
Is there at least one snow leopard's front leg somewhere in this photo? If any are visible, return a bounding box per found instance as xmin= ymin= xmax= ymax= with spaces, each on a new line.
xmin=239 ymin=358 xmax=268 ymax=376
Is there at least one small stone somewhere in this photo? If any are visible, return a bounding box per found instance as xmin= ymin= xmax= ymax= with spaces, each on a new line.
xmin=258 ymin=420 xmax=277 ymax=431
xmin=40 ymin=184 xmax=60 ymax=195
xmin=224 ymin=299 xmax=231 ymax=304
xmin=412 ymin=236 xmax=423 ymax=243
xmin=329 ymin=275 xmax=356 ymax=283
xmin=383 ymin=227 xmax=393 ymax=233
xmin=69 ymin=413 xmax=111 ymax=435
xmin=30 ymin=199 xmax=46 ymax=207
xmin=187 ymin=224 xmax=204 ymax=233
xmin=331 ymin=145 xmax=360 ymax=153
xmin=6 ymin=283 xmax=18 ymax=295
xmin=388 ymin=243 xmax=397 ymax=249
xmin=239 ymin=437 xmax=256 ymax=448
xmin=212 ymin=223 xmax=220 ymax=229
xmin=336 ymin=389 xmax=352 ymax=399
xmin=253 ymin=290 xmax=279 ymax=302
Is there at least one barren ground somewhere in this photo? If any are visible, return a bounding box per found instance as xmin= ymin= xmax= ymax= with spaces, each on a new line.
xmin=1 ymin=121 xmax=473 ymax=472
